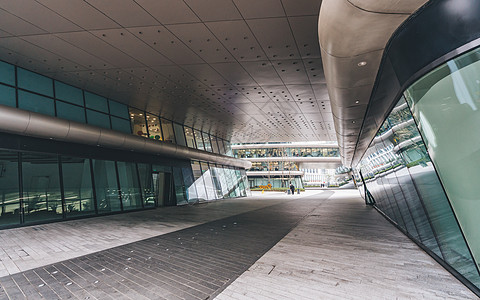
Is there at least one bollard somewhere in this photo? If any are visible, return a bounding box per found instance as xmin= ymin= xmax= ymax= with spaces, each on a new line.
xmin=297 ymin=188 xmax=300 ymax=194
xmin=287 ymin=189 xmax=291 ymax=195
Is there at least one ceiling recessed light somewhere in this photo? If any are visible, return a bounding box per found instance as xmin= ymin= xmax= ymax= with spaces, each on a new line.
xmin=357 ymin=61 xmax=367 ymax=67
xmin=355 ymin=100 xmax=359 ymax=104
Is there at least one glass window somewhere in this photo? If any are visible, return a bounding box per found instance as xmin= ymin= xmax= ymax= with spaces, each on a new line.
xmin=224 ymin=140 xmax=232 ymax=156
xmin=191 ymin=161 xmax=206 ymax=200
xmin=0 ymin=151 xmax=20 ymax=227
xmin=130 ymin=108 xmax=148 ymax=138
xmin=404 ymin=47 xmax=480 ymax=282
xmin=84 ymin=91 xmax=108 ymax=113
xmin=217 ymin=138 xmax=226 ymax=154
xmin=137 ymin=163 xmax=154 ymax=207
xmin=17 ymin=68 xmax=53 ymax=97
xmin=185 ymin=127 xmax=196 ymax=148
xmin=18 ymin=90 xmax=55 ymax=116
xmin=22 ymin=153 xmax=62 ymax=223
xmin=0 ymin=61 xmax=15 ymax=86
xmin=194 ymin=129 xmax=204 ymax=150
xmin=203 ymin=133 xmax=212 ymax=152
xmin=56 ymin=101 xmax=86 ymax=123
xmin=108 ymin=100 xmax=129 ymax=119
xmin=0 ymin=85 xmax=16 ymax=107
xmin=182 ymin=166 xmax=197 ymax=203
xmin=92 ymin=159 xmax=121 ymax=213
xmin=86 ymin=109 xmax=110 ymax=129
xmin=55 ymin=81 xmax=83 ymax=106
xmin=146 ymin=113 xmax=162 ymax=140
xmin=210 ymin=136 xmax=219 ymax=153
xmin=173 ymin=123 xmax=186 ymax=147
xmin=61 ymin=156 xmax=94 ymax=218
xmin=172 ymin=167 xmax=187 ymax=205
xmin=200 ymin=162 xmax=216 ymax=200
xmin=116 ymin=161 xmax=142 ymax=210
xmin=111 ymin=116 xmax=131 ymax=134
xmin=161 ymin=119 xmax=175 ymax=143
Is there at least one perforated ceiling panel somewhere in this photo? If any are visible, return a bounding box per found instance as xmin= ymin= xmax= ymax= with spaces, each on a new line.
xmin=0 ymin=0 xmax=332 ymax=143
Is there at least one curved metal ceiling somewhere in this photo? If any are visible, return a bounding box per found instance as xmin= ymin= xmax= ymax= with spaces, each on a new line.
xmin=318 ymin=0 xmax=427 ymax=166
xmin=0 ymin=0 xmax=333 ymax=144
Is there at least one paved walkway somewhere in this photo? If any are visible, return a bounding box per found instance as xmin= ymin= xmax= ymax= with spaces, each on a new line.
xmin=0 ymin=190 xmax=476 ymax=299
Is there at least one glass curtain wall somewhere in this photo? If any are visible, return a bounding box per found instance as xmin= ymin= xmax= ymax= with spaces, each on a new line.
xmin=22 ymin=153 xmax=63 ymax=223
xmin=161 ymin=119 xmax=175 ymax=143
xmin=61 ymin=156 xmax=95 ymax=218
xmin=0 ymin=151 xmax=20 ymax=226
xmin=116 ymin=161 xmax=143 ymax=210
xmin=357 ymin=86 xmax=480 ymax=287
xmin=184 ymin=127 xmax=196 ymax=148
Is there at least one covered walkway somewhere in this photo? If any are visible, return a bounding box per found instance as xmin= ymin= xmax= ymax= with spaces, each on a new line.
xmin=0 ymin=190 xmax=475 ymax=299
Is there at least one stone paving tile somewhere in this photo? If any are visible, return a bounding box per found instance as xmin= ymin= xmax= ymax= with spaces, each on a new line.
xmin=215 ymin=190 xmax=478 ymax=300
xmin=0 ymin=192 xmax=325 ymax=299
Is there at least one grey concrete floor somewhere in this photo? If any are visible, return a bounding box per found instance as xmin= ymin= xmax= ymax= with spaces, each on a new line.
xmin=0 ymin=190 xmax=476 ymax=299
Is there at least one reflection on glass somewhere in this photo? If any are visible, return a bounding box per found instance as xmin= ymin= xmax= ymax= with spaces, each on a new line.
xmin=185 ymin=127 xmax=196 ymax=148
xmin=194 ymin=130 xmax=204 ymax=150
xmin=182 ymin=166 xmax=197 ymax=203
xmin=191 ymin=161 xmax=206 ymax=200
xmin=203 ymin=133 xmax=212 ymax=152
xmin=61 ymin=156 xmax=95 ymax=217
xmin=138 ymin=163 xmax=155 ymax=207
xmin=200 ymin=162 xmax=216 ymax=200
xmin=357 ymin=95 xmax=480 ymax=287
xmin=92 ymin=159 xmax=121 ymax=213
xmin=173 ymin=123 xmax=186 ymax=146
xmin=0 ymin=151 xmax=20 ymax=226
xmin=210 ymin=136 xmax=219 ymax=153
xmin=129 ymin=108 xmax=148 ymax=138
xmin=161 ymin=119 xmax=175 ymax=143
xmin=146 ymin=113 xmax=162 ymax=140
xmin=22 ymin=153 xmax=63 ymax=223
xmin=117 ymin=161 xmax=142 ymax=210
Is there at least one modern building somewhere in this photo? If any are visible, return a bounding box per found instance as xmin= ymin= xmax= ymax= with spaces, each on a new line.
xmin=232 ymin=142 xmax=341 ymax=188
xmin=0 ymin=0 xmax=479 ymax=295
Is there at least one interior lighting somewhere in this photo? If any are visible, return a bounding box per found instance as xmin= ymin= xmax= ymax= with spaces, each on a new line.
xmin=357 ymin=61 xmax=367 ymax=67
xmin=355 ymin=100 xmax=359 ymax=104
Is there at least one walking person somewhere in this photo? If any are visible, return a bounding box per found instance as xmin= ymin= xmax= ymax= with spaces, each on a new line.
xmin=289 ymin=182 xmax=295 ymax=195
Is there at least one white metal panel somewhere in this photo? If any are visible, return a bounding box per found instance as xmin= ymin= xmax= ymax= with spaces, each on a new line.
xmin=0 ymin=1 xmax=81 ymax=33
xmin=85 ymin=0 xmax=159 ymax=27
xmin=184 ymin=0 xmax=242 ymax=22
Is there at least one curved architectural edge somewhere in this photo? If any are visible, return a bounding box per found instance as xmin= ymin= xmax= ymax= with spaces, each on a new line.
xmin=318 ymin=0 xmax=427 ymax=166
xmin=0 ymin=104 xmax=251 ymax=170
xmin=351 ymin=0 xmax=480 ymax=166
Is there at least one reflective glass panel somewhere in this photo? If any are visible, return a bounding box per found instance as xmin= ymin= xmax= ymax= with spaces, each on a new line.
xmin=203 ymin=133 xmax=212 ymax=152
xmin=146 ymin=113 xmax=162 ymax=140
xmin=191 ymin=161 xmax=206 ymax=200
xmin=22 ymin=153 xmax=62 ymax=223
xmin=161 ymin=119 xmax=175 ymax=143
xmin=404 ymin=47 xmax=480 ymax=285
xmin=200 ymin=162 xmax=216 ymax=200
xmin=92 ymin=159 xmax=121 ymax=213
xmin=0 ymin=85 xmax=16 ymax=107
xmin=111 ymin=116 xmax=131 ymax=134
xmin=185 ymin=127 xmax=196 ymax=148
xmin=18 ymin=90 xmax=55 ymax=116
xmin=84 ymin=91 xmax=108 ymax=113
xmin=55 ymin=81 xmax=83 ymax=106
xmin=109 ymin=100 xmax=129 ymax=119
xmin=17 ymin=68 xmax=53 ymax=97
xmin=86 ymin=109 xmax=110 ymax=129
xmin=129 ymin=108 xmax=148 ymax=138
xmin=61 ymin=156 xmax=94 ymax=217
xmin=194 ymin=130 xmax=204 ymax=150
xmin=0 ymin=151 xmax=20 ymax=226
xmin=173 ymin=123 xmax=186 ymax=147
xmin=210 ymin=136 xmax=219 ymax=154
xmin=117 ymin=161 xmax=142 ymax=210
xmin=137 ymin=163 xmax=155 ymax=207
xmin=56 ymin=101 xmax=86 ymax=123
xmin=0 ymin=61 xmax=15 ymax=86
